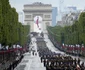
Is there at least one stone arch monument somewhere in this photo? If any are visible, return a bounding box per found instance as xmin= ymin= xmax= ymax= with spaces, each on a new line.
xmin=23 ymin=2 xmax=52 ymax=33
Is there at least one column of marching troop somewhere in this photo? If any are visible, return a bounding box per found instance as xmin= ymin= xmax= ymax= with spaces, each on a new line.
xmin=41 ymin=55 xmax=85 ymax=70
xmin=36 ymin=40 xmax=85 ymax=70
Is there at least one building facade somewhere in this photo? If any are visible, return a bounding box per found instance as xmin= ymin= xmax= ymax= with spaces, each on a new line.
xmin=57 ymin=12 xmax=80 ymax=27
xmin=52 ymin=7 xmax=57 ymax=26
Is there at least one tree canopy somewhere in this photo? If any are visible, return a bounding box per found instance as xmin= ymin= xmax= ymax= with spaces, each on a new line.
xmin=0 ymin=0 xmax=30 ymax=47
xmin=48 ymin=12 xmax=85 ymax=45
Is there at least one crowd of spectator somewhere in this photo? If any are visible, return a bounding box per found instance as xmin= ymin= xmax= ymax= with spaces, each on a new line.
xmin=0 ymin=44 xmax=27 ymax=70
xmin=49 ymin=35 xmax=85 ymax=56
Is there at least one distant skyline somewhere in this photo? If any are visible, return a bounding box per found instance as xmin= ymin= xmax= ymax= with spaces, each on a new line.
xmin=9 ymin=0 xmax=85 ymax=12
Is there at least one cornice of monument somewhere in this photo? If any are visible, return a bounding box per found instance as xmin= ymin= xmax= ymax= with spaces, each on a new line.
xmin=23 ymin=10 xmax=52 ymax=12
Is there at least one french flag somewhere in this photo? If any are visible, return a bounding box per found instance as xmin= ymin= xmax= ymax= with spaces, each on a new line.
xmin=36 ymin=17 xmax=39 ymax=28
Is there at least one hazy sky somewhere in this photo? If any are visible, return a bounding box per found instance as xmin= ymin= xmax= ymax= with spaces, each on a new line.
xmin=9 ymin=0 xmax=85 ymax=12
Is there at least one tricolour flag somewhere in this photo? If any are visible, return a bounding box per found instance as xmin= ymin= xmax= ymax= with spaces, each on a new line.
xmin=36 ymin=17 xmax=39 ymax=28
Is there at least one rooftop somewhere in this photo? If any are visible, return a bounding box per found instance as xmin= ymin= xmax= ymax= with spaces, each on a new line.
xmin=24 ymin=2 xmax=51 ymax=6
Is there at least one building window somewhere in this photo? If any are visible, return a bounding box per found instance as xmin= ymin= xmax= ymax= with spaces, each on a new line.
xmin=25 ymin=15 xmax=31 ymax=18
xmin=44 ymin=15 xmax=50 ymax=18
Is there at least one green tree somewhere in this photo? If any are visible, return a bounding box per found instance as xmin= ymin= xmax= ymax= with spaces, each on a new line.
xmin=0 ymin=0 xmax=3 ymax=43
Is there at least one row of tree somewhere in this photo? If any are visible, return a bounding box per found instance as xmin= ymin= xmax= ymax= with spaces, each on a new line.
xmin=47 ymin=12 xmax=85 ymax=45
xmin=0 ymin=0 xmax=30 ymax=47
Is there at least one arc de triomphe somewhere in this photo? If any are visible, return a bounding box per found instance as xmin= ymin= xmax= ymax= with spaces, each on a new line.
xmin=23 ymin=2 xmax=52 ymax=33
